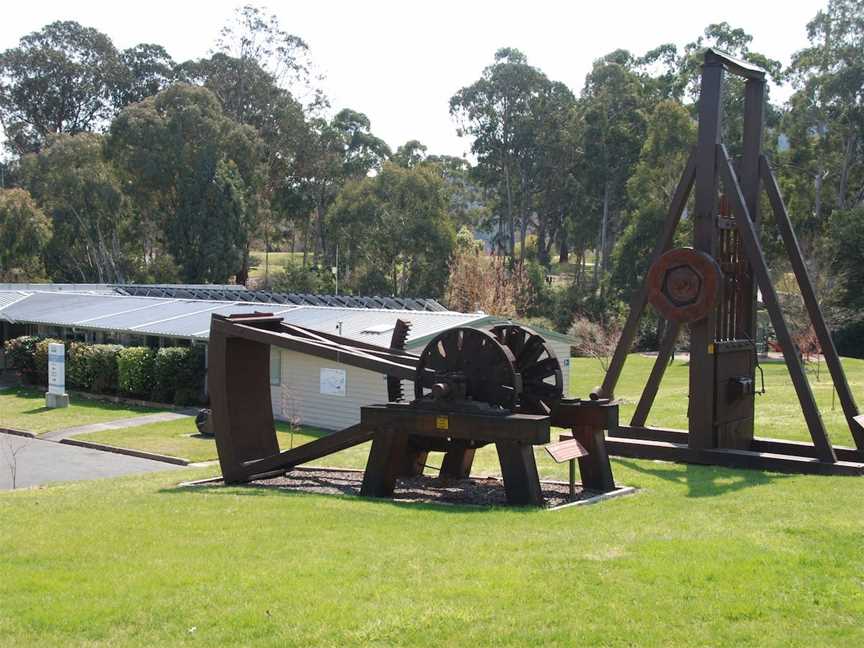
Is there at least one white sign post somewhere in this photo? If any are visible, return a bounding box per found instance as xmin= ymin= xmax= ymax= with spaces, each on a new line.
xmin=45 ymin=342 xmax=69 ymax=408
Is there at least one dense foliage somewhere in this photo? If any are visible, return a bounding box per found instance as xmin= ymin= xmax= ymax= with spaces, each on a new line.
xmin=1 ymin=1 xmax=862 ymax=348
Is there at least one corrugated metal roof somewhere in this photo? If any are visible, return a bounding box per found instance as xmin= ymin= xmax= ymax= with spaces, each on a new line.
xmin=0 ymin=291 xmax=30 ymax=313
xmin=0 ymin=291 xmax=484 ymax=346
xmin=115 ymin=284 xmax=449 ymax=311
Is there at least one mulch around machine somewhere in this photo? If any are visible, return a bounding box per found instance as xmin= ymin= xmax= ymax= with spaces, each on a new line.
xmin=191 ymin=467 xmax=609 ymax=509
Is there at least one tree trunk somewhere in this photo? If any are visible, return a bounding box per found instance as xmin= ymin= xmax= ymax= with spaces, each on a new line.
xmin=503 ymin=159 xmax=515 ymax=257
xmin=597 ymin=181 xmax=610 ymax=295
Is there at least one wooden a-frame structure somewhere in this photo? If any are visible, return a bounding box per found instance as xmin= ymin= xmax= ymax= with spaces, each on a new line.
xmin=594 ymin=49 xmax=864 ymax=475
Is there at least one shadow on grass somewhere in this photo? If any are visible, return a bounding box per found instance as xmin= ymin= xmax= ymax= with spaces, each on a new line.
xmin=157 ymin=482 xmax=526 ymax=515
xmin=616 ymin=458 xmax=792 ymax=498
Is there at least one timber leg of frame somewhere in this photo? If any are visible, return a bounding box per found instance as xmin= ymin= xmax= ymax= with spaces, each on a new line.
xmin=572 ymin=425 xmax=616 ymax=493
xmin=439 ymin=446 xmax=476 ymax=478
xmin=361 ymin=427 xmax=409 ymax=498
xmin=495 ymin=441 xmax=544 ymax=507
xmin=396 ymin=440 xmax=428 ymax=477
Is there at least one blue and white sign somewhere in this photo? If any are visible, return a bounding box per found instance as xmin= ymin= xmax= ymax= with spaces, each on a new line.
xmin=48 ymin=342 xmax=65 ymax=395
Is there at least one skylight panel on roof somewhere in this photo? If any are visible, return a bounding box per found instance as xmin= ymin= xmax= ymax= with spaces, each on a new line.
xmin=360 ymin=323 xmax=396 ymax=335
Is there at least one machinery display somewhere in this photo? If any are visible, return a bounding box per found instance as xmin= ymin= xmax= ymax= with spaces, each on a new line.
xmin=594 ymin=48 xmax=864 ymax=475
xmin=208 ymin=312 xmax=617 ymax=507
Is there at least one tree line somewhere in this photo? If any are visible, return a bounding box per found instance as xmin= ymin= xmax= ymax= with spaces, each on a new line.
xmin=1 ymin=1 xmax=862 ymax=348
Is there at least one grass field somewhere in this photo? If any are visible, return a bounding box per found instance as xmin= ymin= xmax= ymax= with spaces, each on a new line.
xmin=247 ymin=250 xmax=304 ymax=284
xmin=77 ymin=419 xmax=331 ymax=463
xmin=0 ymin=387 xmax=155 ymax=435
xmin=1 ymin=355 xmax=863 ymax=646
xmin=74 ymin=354 xmax=864 ymax=463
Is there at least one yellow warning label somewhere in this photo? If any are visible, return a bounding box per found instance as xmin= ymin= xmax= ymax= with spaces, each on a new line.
xmin=436 ymin=416 xmax=449 ymax=430
xmin=707 ymin=343 xmax=715 ymax=354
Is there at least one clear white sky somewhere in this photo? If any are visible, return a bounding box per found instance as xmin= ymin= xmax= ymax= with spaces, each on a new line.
xmin=1 ymin=0 xmax=825 ymax=158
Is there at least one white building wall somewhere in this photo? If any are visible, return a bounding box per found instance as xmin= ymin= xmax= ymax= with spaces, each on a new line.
xmin=547 ymin=340 xmax=572 ymax=398
xmin=271 ymin=347 xmax=392 ymax=431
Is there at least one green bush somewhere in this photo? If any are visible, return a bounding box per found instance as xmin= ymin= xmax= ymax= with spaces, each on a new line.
xmin=153 ymin=346 xmax=206 ymax=405
xmin=33 ymin=338 xmax=63 ymax=386
xmin=117 ymin=347 xmax=156 ymax=397
xmin=67 ymin=342 xmax=94 ymax=390
xmin=153 ymin=347 xmax=185 ymax=403
xmin=4 ymin=335 xmax=41 ymax=381
xmin=86 ymin=345 xmax=122 ymax=394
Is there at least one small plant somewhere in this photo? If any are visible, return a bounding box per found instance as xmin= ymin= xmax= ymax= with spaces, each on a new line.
xmin=568 ymin=316 xmax=622 ymax=375
xmin=2 ymin=435 xmax=30 ymax=490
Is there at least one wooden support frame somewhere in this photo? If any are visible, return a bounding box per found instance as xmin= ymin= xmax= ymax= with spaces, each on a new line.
xmin=594 ymin=48 xmax=864 ymax=474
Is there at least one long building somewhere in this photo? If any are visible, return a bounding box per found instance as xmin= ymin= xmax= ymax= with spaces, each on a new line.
xmin=0 ymin=287 xmax=572 ymax=430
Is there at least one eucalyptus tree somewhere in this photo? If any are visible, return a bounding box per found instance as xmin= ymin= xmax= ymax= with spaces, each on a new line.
xmin=107 ymin=84 xmax=265 ymax=284
xmin=787 ymin=0 xmax=864 ymax=219
xmin=327 ymin=161 xmax=455 ymax=297
xmin=0 ymin=21 xmax=121 ymax=155
xmin=577 ymin=50 xmax=647 ymax=290
xmin=19 ymin=133 xmax=133 ymax=283
xmin=0 ymin=187 xmax=51 ymax=280
xmin=291 ymin=108 xmax=390 ymax=266
xmin=450 ymin=48 xmax=549 ymax=256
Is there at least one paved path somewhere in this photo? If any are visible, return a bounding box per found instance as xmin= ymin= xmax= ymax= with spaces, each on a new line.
xmin=42 ymin=412 xmax=192 ymax=441
xmin=0 ymin=432 xmax=183 ymax=490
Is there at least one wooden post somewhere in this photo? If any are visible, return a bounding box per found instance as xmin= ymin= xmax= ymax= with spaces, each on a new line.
xmin=760 ymin=157 xmax=864 ymax=455
xmin=688 ymin=57 xmax=724 ymax=449
xmin=631 ymin=320 xmax=680 ymax=427
xmin=440 ymin=447 xmax=476 ymax=479
xmin=361 ymin=427 xmax=410 ymax=498
xmin=496 ymin=441 xmax=544 ymax=507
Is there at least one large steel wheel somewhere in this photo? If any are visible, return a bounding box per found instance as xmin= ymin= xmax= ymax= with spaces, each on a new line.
xmin=414 ymin=327 xmax=519 ymax=409
xmin=491 ymin=324 xmax=563 ymax=415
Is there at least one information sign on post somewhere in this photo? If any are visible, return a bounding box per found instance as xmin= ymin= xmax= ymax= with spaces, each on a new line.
xmin=45 ymin=342 xmax=69 ymax=408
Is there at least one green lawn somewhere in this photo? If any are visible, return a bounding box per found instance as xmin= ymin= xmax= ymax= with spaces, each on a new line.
xmin=247 ymin=250 xmax=304 ymax=283
xmin=572 ymin=354 xmax=864 ymax=447
xmin=0 ymin=387 xmax=156 ymax=435
xmin=76 ymin=418 xmax=332 ymax=463
xmin=1 ymin=461 xmax=862 ymax=646
xmin=1 ymin=355 xmax=863 ymax=645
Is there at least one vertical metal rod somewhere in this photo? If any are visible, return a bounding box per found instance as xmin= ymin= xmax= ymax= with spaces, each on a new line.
xmin=569 ymin=459 xmax=576 ymax=498
xmin=719 ymin=146 xmax=836 ymax=462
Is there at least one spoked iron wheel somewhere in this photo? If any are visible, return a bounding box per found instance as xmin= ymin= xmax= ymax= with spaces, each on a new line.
xmin=491 ymin=324 xmax=563 ymax=415
xmin=414 ymin=327 xmax=519 ymax=409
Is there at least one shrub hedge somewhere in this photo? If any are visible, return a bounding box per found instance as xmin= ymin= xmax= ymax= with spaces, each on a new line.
xmin=4 ymin=335 xmax=41 ymax=382
xmin=2 ymin=336 xmax=205 ymax=404
xmin=117 ymin=347 xmax=156 ymax=397
xmin=33 ymin=338 xmax=62 ymax=386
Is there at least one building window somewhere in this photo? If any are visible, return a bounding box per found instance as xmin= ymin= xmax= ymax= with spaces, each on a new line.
xmin=269 ymin=348 xmax=281 ymax=386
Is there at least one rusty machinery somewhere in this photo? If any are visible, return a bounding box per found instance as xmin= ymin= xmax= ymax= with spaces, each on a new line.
xmin=208 ymin=313 xmax=617 ymax=507
xmin=594 ymin=48 xmax=864 ymax=475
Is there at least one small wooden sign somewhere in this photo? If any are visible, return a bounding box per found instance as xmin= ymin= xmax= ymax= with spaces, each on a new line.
xmin=545 ymin=438 xmax=588 ymax=463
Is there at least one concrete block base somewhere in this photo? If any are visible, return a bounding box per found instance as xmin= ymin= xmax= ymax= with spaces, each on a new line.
xmin=45 ymin=392 xmax=70 ymax=409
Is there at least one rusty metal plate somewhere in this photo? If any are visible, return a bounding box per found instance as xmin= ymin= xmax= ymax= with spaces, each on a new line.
xmin=646 ymin=248 xmax=721 ymax=323
xmin=545 ymin=438 xmax=588 ymax=463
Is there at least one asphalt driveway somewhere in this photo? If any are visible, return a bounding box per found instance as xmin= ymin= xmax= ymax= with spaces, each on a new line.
xmin=0 ymin=432 xmax=182 ymax=490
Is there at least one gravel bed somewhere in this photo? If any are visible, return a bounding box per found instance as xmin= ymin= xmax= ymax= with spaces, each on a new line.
xmin=197 ymin=467 xmax=602 ymax=508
